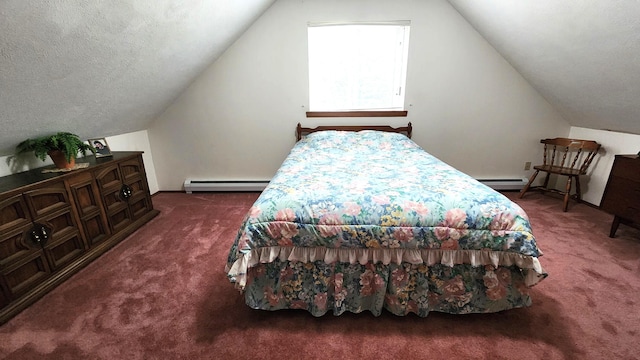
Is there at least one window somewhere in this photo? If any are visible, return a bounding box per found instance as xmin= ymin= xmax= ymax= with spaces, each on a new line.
xmin=307 ymin=21 xmax=410 ymax=114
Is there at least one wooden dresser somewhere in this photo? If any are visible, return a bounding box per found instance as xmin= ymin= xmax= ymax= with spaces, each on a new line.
xmin=0 ymin=152 xmax=159 ymax=324
xmin=600 ymin=154 xmax=640 ymax=237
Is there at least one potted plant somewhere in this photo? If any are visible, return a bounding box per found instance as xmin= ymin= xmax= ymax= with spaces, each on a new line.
xmin=16 ymin=132 xmax=96 ymax=169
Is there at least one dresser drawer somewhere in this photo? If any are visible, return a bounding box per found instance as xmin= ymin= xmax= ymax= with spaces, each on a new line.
xmin=23 ymin=184 xmax=70 ymax=219
xmin=0 ymin=225 xmax=37 ymax=268
xmin=601 ymin=175 xmax=640 ymax=214
xmin=0 ymin=195 xmax=32 ymax=234
xmin=602 ymin=155 xmax=640 ymax=237
xmin=609 ymin=156 xmax=640 ymax=182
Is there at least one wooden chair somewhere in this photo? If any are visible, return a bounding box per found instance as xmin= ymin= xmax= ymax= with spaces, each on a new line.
xmin=519 ymin=138 xmax=602 ymax=212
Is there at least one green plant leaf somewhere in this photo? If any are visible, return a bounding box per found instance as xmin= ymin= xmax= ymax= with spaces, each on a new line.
xmin=15 ymin=132 xmax=97 ymax=163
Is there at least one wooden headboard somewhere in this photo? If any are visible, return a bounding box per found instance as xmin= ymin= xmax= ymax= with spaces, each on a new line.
xmin=296 ymin=122 xmax=412 ymax=141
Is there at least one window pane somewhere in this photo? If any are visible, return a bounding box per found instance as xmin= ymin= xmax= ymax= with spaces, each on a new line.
xmin=308 ymin=23 xmax=410 ymax=111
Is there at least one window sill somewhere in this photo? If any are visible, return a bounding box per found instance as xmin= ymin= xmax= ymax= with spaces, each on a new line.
xmin=306 ymin=110 xmax=408 ymax=118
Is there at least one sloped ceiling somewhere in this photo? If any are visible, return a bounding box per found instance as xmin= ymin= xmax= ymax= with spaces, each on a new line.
xmin=2 ymin=1 xmax=638 ymax=159
xmin=0 ymin=0 xmax=275 ymax=156
xmin=447 ymin=0 xmax=640 ymax=136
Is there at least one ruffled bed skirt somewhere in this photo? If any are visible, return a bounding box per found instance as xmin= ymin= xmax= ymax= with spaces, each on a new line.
xmin=240 ymin=260 xmax=536 ymax=317
xmin=227 ymin=246 xmax=547 ymax=290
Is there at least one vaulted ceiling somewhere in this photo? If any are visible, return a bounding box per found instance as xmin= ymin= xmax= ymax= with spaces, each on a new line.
xmin=0 ymin=0 xmax=276 ymax=156
xmin=448 ymin=0 xmax=640 ymax=136
xmin=1 ymin=0 xmax=638 ymax=157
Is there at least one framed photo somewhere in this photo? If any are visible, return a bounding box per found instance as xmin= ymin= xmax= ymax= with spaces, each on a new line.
xmin=89 ymin=138 xmax=112 ymax=158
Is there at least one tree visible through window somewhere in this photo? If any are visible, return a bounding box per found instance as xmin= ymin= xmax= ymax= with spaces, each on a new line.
xmin=308 ymin=21 xmax=410 ymax=112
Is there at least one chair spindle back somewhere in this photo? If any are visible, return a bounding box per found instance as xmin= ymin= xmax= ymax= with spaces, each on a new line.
xmin=540 ymin=138 xmax=601 ymax=175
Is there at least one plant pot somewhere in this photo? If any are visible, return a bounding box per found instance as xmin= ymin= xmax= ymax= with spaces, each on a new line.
xmin=48 ymin=150 xmax=76 ymax=169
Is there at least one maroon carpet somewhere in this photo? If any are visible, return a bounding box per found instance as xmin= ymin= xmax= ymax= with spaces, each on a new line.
xmin=0 ymin=191 xmax=639 ymax=359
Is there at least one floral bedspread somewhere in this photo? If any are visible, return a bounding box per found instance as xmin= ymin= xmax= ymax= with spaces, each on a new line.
xmin=226 ymin=130 xmax=547 ymax=316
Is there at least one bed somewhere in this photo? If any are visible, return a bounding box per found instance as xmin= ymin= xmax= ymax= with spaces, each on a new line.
xmin=226 ymin=123 xmax=547 ymax=317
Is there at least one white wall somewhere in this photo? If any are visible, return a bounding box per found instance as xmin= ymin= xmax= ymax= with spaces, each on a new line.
xmin=148 ymin=0 xmax=569 ymax=191
xmin=0 ymin=153 xmax=52 ymax=176
xmin=568 ymin=127 xmax=640 ymax=205
xmin=105 ymin=130 xmax=159 ymax=195
xmin=0 ymin=130 xmax=159 ymax=195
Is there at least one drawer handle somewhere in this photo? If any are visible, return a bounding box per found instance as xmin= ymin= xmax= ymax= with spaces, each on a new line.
xmin=120 ymin=184 xmax=133 ymax=201
xmin=29 ymin=223 xmax=51 ymax=248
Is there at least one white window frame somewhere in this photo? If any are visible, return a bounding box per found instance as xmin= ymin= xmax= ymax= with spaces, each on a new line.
xmin=307 ymin=21 xmax=411 ymax=116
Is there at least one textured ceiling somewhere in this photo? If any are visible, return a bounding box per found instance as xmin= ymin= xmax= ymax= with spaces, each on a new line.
xmin=0 ymin=0 xmax=275 ymax=156
xmin=2 ymin=1 xmax=638 ymax=159
xmin=447 ymin=0 xmax=640 ymax=136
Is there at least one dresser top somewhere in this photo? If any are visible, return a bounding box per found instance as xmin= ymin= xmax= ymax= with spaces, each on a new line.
xmin=0 ymin=152 xmax=142 ymax=194
xmin=616 ymin=154 xmax=639 ymax=160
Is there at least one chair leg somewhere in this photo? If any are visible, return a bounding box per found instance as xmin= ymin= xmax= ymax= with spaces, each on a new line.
xmin=519 ymin=170 xmax=540 ymax=199
xmin=574 ymin=176 xmax=582 ymax=202
xmin=542 ymin=172 xmax=551 ymax=189
xmin=563 ymin=176 xmax=573 ymax=212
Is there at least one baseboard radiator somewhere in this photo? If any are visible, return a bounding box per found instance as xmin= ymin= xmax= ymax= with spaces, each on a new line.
xmin=183 ymin=179 xmax=270 ymax=193
xmin=183 ymin=178 xmax=527 ymax=193
xmin=476 ymin=178 xmax=528 ymax=191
